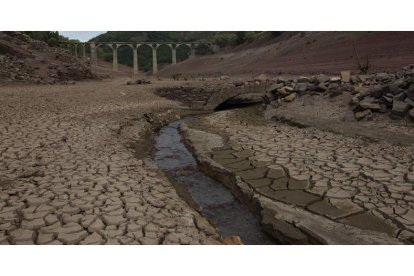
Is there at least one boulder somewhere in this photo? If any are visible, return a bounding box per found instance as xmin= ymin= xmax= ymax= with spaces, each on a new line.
xmin=409 ymin=109 xmax=414 ymax=122
xmin=306 ymin=83 xmax=317 ymax=91
xmin=269 ymin=83 xmax=284 ymax=93
xmin=341 ymin=70 xmax=351 ymax=83
xmin=405 ymin=97 xmax=414 ymax=108
xmin=316 ymin=83 xmax=327 ymax=92
xmin=297 ymin=83 xmax=307 ymax=93
xmin=316 ymin=74 xmax=330 ymax=84
xmin=275 ymin=77 xmax=287 ymax=84
xmin=359 ymin=97 xmax=381 ymax=111
xmin=233 ymin=79 xmax=244 ymax=87
xmin=277 ymin=88 xmax=290 ymax=96
xmin=368 ymin=85 xmax=384 ymax=98
xmin=283 ymin=93 xmax=297 ymax=102
xmin=376 ymin=72 xmax=394 ymax=83
xmin=220 ymin=75 xmax=230 ymax=80
xmin=309 ymin=75 xmax=318 ymax=84
xmin=355 ymin=86 xmax=369 ymax=98
xmin=391 ymin=101 xmax=410 ymax=119
xmin=297 ymin=76 xmax=309 ymax=83
xmin=394 ymin=92 xmax=407 ymax=101
xmin=379 ymin=104 xmax=388 ymax=113
xmin=406 ymin=84 xmax=414 ymax=100
xmin=382 ymin=95 xmax=393 ymax=106
xmin=262 ymin=92 xmax=275 ymax=104
xmin=284 ymin=86 xmax=294 ymax=93
xmin=350 ymin=76 xmax=360 ymax=85
xmin=350 ymin=95 xmax=360 ymax=105
xmin=255 ymin=74 xmax=268 ymax=82
xmin=355 ymin=109 xmax=372 ymax=121
xmin=329 ymin=86 xmax=342 ymax=98
xmin=387 ymin=82 xmax=401 ymax=95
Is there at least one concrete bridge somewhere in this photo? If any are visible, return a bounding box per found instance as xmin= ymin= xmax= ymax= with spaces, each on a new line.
xmin=203 ymin=81 xmax=271 ymax=111
xmin=60 ymin=41 xmax=210 ymax=75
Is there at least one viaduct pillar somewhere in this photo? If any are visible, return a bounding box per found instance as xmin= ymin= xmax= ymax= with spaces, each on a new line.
xmin=90 ymin=42 xmax=98 ymax=66
xmin=152 ymin=45 xmax=158 ymax=75
xmin=82 ymin=44 xmax=86 ymax=61
xmin=112 ymin=45 xmax=118 ymax=72
xmin=172 ymin=46 xmax=177 ymax=65
xmin=133 ymin=45 xmax=139 ymax=74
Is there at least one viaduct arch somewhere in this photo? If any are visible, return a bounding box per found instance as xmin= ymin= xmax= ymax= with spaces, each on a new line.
xmin=60 ymin=41 xmax=209 ymax=75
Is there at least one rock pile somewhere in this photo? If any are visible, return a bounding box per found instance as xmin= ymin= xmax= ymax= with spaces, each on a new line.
xmin=262 ymin=66 xmax=414 ymax=122
xmin=0 ymin=31 xmax=97 ymax=84
xmin=262 ymin=73 xmax=354 ymax=104
xmin=350 ymin=66 xmax=414 ymax=121
xmin=126 ymin=79 xmax=152 ymax=85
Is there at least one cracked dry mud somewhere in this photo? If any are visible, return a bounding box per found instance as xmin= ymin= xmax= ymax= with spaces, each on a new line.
xmin=183 ymin=107 xmax=414 ymax=244
xmin=0 ymin=79 xmax=221 ymax=245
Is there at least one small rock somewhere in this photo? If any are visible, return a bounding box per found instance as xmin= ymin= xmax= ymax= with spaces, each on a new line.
xmin=283 ymin=92 xmax=296 ymax=102
xmin=233 ymin=79 xmax=244 ymax=87
xmin=297 ymin=76 xmax=309 ymax=83
xmin=391 ymin=101 xmax=410 ymax=119
xmin=330 ymin=76 xmax=341 ymax=83
xmin=255 ymin=74 xmax=268 ymax=82
xmin=359 ymin=97 xmax=381 ymax=111
xmin=354 ymin=109 xmax=372 ymax=121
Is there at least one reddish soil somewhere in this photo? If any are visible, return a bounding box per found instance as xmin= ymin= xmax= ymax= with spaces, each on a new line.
xmin=158 ymin=32 xmax=414 ymax=77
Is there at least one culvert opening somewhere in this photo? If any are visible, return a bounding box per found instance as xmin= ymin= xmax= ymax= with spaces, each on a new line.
xmin=214 ymin=99 xmax=262 ymax=111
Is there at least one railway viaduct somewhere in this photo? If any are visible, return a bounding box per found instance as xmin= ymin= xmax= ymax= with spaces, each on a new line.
xmin=60 ymin=42 xmax=210 ymax=75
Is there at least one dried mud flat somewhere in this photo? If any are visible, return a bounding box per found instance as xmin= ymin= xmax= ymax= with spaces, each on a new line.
xmin=2 ymin=76 xmax=414 ymax=245
xmin=181 ymin=106 xmax=414 ymax=244
xmin=0 ymin=78 xmax=222 ymax=245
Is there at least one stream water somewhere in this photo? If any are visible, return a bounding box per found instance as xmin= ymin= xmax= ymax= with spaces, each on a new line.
xmin=154 ymin=117 xmax=275 ymax=245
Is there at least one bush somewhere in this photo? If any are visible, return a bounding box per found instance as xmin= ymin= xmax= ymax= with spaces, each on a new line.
xmin=212 ymin=33 xmax=238 ymax=47
xmin=244 ymin=32 xmax=257 ymax=42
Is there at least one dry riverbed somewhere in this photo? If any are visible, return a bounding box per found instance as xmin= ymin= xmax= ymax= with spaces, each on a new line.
xmin=2 ymin=77 xmax=414 ymax=245
xmin=0 ymin=78 xmax=222 ymax=245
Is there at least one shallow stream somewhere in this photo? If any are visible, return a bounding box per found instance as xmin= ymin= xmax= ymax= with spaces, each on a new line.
xmin=154 ymin=117 xmax=275 ymax=245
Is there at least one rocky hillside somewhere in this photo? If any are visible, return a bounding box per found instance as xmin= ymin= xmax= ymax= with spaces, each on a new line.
xmin=0 ymin=32 xmax=96 ymax=85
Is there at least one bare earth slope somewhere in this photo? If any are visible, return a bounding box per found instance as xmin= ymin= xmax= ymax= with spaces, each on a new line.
xmin=0 ymin=32 xmax=96 ymax=85
xmin=159 ymin=32 xmax=414 ymax=77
